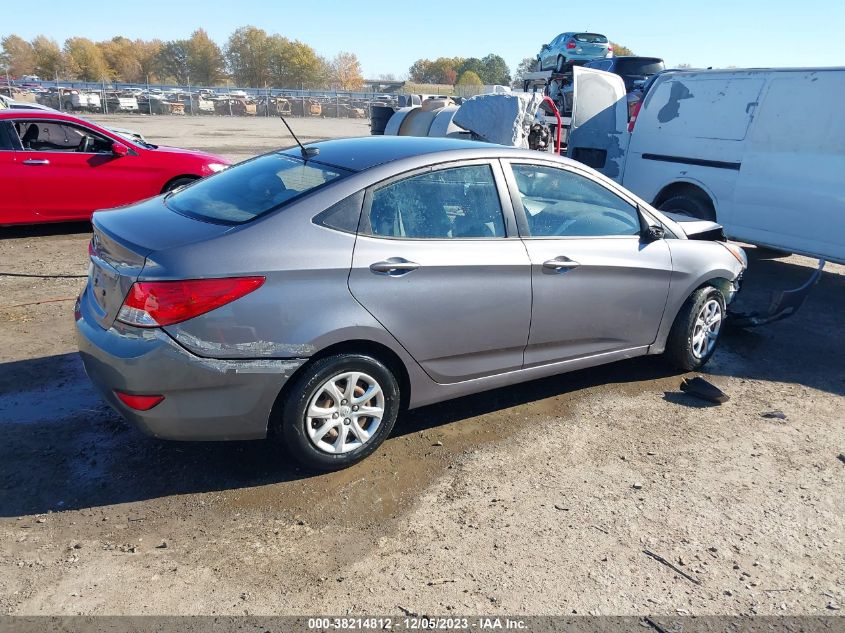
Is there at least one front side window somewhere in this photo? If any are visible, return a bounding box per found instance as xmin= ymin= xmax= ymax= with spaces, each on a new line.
xmin=511 ymin=164 xmax=641 ymax=237
xmin=365 ymin=164 xmax=505 ymax=239
xmin=166 ymin=153 xmax=350 ymax=224
xmin=14 ymin=121 xmax=112 ymax=153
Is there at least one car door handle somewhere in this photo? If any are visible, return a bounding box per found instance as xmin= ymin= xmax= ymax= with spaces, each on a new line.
xmin=22 ymin=159 xmax=50 ymax=166
xmin=542 ymin=256 xmax=580 ymax=271
xmin=369 ymin=258 xmax=420 ymax=275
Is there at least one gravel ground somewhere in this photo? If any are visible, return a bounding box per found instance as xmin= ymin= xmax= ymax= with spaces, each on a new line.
xmin=0 ymin=116 xmax=842 ymax=616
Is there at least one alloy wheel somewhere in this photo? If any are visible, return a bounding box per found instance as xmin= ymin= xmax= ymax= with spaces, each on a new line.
xmin=691 ymin=299 xmax=723 ymax=359
xmin=305 ymin=371 xmax=385 ymax=454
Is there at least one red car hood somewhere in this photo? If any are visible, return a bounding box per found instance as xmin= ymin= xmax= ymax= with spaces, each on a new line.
xmin=150 ymin=145 xmax=230 ymax=165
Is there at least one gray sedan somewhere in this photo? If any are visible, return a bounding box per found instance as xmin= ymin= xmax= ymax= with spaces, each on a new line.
xmin=76 ymin=136 xmax=746 ymax=470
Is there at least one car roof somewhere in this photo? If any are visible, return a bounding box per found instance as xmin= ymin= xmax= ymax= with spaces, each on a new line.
xmin=0 ymin=109 xmax=77 ymax=120
xmin=279 ymin=136 xmax=540 ymax=172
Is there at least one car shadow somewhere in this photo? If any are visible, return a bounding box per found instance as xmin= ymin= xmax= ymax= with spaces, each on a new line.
xmin=0 ymin=221 xmax=91 ymax=241
xmin=0 ymin=252 xmax=841 ymax=517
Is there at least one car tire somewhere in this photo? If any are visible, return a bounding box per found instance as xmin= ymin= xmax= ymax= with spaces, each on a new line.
xmin=276 ymin=353 xmax=400 ymax=471
xmin=162 ymin=177 xmax=197 ymax=194
xmin=658 ymin=193 xmax=716 ymax=221
xmin=536 ymin=58 xmax=543 ymax=72
xmin=665 ymin=286 xmax=726 ymax=371
xmin=555 ymin=56 xmax=565 ymax=73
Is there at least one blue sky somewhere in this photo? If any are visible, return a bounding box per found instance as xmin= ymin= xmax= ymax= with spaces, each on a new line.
xmin=4 ymin=0 xmax=844 ymax=78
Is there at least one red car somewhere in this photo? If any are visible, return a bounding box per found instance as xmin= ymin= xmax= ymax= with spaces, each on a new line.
xmin=0 ymin=110 xmax=230 ymax=224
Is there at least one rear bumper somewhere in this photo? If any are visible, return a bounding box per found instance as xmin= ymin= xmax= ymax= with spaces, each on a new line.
xmin=75 ymin=291 xmax=305 ymax=441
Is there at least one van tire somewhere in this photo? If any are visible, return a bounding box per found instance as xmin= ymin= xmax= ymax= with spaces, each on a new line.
xmin=658 ymin=193 xmax=716 ymax=221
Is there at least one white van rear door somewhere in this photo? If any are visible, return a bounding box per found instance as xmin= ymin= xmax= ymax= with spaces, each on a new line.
xmin=567 ymin=66 xmax=629 ymax=182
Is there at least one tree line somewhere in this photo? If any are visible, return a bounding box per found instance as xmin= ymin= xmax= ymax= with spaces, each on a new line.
xmin=0 ymin=27 xmax=365 ymax=90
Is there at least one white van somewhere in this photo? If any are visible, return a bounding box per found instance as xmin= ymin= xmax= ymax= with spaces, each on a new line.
xmin=567 ymin=66 xmax=845 ymax=264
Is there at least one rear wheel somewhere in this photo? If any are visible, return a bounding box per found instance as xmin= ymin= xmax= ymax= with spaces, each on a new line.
xmin=665 ymin=286 xmax=726 ymax=371
xmin=276 ymin=353 xmax=400 ymax=471
xmin=658 ymin=192 xmax=716 ymax=221
xmin=555 ymin=56 xmax=566 ymax=73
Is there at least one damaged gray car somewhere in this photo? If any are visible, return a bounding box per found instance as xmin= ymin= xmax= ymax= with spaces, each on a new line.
xmin=76 ymin=136 xmax=746 ymax=470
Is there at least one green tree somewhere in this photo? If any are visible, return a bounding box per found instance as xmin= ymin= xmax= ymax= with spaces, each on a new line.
xmin=457 ymin=57 xmax=484 ymax=81
xmin=31 ymin=36 xmax=64 ymax=79
xmin=481 ymin=53 xmax=510 ymax=85
xmin=610 ymin=42 xmax=634 ymax=56
xmin=408 ymin=58 xmax=433 ymax=83
xmin=331 ymin=51 xmax=363 ymax=91
xmin=513 ymin=57 xmax=537 ymax=87
xmin=156 ymin=40 xmax=190 ymax=84
xmin=64 ymin=37 xmax=110 ymax=80
xmin=456 ymin=70 xmax=482 ymax=86
xmin=185 ymin=28 xmax=226 ymax=86
xmin=1 ymin=35 xmax=35 ymax=76
xmin=225 ymin=26 xmax=271 ymax=87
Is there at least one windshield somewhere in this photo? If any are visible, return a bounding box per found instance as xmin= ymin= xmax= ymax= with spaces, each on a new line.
xmin=574 ymin=33 xmax=608 ymax=43
xmin=165 ymin=153 xmax=350 ymax=223
xmin=617 ymin=58 xmax=665 ymax=76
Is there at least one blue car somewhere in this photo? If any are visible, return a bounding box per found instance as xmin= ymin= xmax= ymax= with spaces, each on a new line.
xmin=537 ymin=32 xmax=613 ymax=72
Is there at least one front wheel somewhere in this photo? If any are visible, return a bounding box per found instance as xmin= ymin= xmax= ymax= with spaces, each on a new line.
xmin=276 ymin=353 xmax=400 ymax=471
xmin=665 ymin=286 xmax=726 ymax=371
xmin=162 ymin=176 xmax=197 ymax=194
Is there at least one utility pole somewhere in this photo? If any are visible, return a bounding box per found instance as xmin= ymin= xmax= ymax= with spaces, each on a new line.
xmin=146 ymin=74 xmax=152 ymax=115
xmin=5 ymin=66 xmax=11 ymax=98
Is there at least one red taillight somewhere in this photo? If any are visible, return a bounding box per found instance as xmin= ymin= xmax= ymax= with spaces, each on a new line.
xmin=117 ymin=277 xmax=265 ymax=327
xmin=114 ymin=391 xmax=164 ymax=411
xmin=608 ymin=44 xmax=614 ymax=51
xmin=628 ymin=100 xmax=643 ymax=133
xmin=566 ymin=41 xmax=576 ymax=49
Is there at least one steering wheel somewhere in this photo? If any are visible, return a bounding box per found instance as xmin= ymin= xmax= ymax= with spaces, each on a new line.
xmin=78 ymin=135 xmax=93 ymax=153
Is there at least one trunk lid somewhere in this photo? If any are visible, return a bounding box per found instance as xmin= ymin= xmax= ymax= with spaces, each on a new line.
xmin=87 ymin=195 xmax=235 ymax=329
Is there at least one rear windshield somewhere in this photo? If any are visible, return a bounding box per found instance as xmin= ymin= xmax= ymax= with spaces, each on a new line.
xmin=165 ymin=153 xmax=350 ymax=223
xmin=574 ymin=33 xmax=608 ymax=44
xmin=616 ymin=58 xmax=665 ymax=76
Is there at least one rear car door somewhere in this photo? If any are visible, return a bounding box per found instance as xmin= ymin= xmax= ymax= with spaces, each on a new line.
xmin=348 ymin=161 xmax=532 ymax=384
xmin=0 ymin=121 xmax=29 ymax=223
xmin=503 ymin=160 xmax=672 ymax=367
xmin=13 ymin=118 xmax=153 ymax=221
xmin=567 ymin=66 xmax=630 ymax=182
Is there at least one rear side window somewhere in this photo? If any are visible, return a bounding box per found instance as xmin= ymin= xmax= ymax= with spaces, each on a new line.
xmin=616 ymin=59 xmax=665 ymax=76
xmin=574 ymin=33 xmax=608 ymax=43
xmin=166 ymin=153 xmax=350 ymax=224
xmin=365 ymin=164 xmax=505 ymax=239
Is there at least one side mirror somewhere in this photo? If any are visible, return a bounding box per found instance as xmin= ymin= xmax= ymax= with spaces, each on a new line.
xmin=643 ymin=224 xmax=665 ymax=242
xmin=111 ymin=142 xmax=130 ymax=157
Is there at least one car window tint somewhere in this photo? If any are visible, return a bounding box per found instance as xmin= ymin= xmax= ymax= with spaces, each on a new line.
xmin=0 ymin=122 xmax=15 ymax=150
xmin=511 ymin=164 xmax=640 ymax=237
xmin=165 ymin=153 xmax=350 ymax=224
xmin=313 ymin=190 xmax=364 ymax=233
xmin=367 ymin=165 xmax=505 ymax=239
xmin=15 ymin=121 xmax=112 ymax=153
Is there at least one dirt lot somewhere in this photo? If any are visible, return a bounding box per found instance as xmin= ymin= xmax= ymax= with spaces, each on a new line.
xmin=0 ymin=115 xmax=843 ymax=617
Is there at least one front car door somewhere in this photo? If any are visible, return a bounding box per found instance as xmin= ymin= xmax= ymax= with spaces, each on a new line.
xmin=0 ymin=120 xmax=28 ymax=223
xmin=502 ymin=160 xmax=672 ymax=368
xmin=567 ymin=66 xmax=630 ymax=182
xmin=348 ymin=161 xmax=532 ymax=384
xmin=12 ymin=118 xmax=151 ymax=221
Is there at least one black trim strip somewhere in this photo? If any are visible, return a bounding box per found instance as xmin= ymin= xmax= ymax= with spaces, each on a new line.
xmin=642 ymin=153 xmax=741 ymax=171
